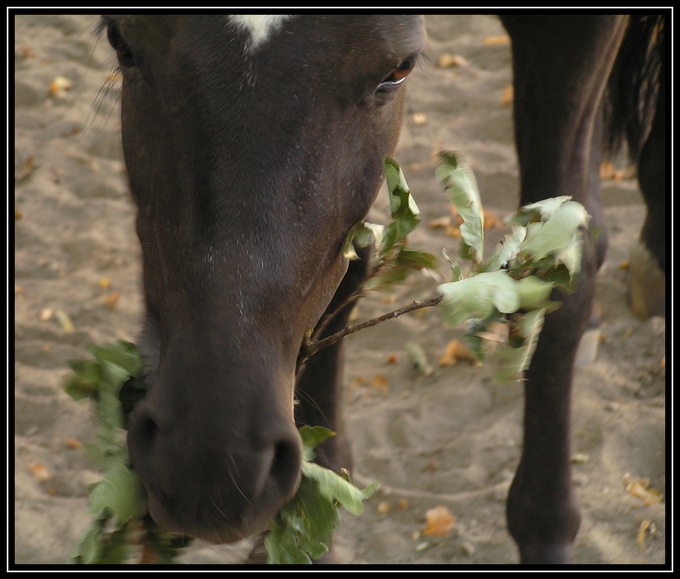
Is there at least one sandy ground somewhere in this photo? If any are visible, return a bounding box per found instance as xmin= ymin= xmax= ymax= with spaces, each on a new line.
xmin=13 ymin=14 xmax=667 ymax=568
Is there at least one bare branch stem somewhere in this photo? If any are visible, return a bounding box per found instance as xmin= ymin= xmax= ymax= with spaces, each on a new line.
xmin=298 ymin=294 xmax=443 ymax=370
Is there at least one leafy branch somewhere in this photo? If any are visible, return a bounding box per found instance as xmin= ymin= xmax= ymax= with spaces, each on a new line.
xmin=300 ymin=152 xmax=587 ymax=383
xmin=64 ymin=151 xmax=588 ymax=564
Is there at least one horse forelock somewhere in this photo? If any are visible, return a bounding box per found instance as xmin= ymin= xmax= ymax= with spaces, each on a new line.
xmin=229 ymin=15 xmax=294 ymax=50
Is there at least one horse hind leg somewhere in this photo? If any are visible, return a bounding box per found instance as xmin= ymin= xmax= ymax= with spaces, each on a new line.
xmin=629 ymin=51 xmax=666 ymax=319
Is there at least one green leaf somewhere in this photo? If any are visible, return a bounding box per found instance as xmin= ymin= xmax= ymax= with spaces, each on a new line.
xmin=519 ymin=201 xmax=588 ymax=267
xmin=88 ymin=460 xmax=146 ymax=525
xmin=514 ymin=276 xmax=559 ymax=311
xmin=483 ymin=226 xmax=527 ymax=273
xmin=71 ymin=517 xmax=106 ymax=564
xmin=437 ymin=270 xmax=520 ymax=326
xmin=509 ymin=195 xmax=574 ymax=225
xmin=435 ymin=151 xmax=484 ymax=266
xmin=301 ymin=461 xmax=378 ymax=516
xmin=90 ymin=341 xmax=142 ymax=378
xmin=299 ymin=426 xmax=335 ymax=462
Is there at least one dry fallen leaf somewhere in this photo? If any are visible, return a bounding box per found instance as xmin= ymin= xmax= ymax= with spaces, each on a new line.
xmin=427 ymin=215 xmax=452 ymax=230
xmin=65 ymin=438 xmax=82 ymax=449
xmin=371 ymin=374 xmax=390 ymax=396
xmin=103 ymin=291 xmax=120 ymax=308
xmin=438 ymin=53 xmax=469 ymax=68
xmin=501 ymin=84 xmax=514 ymax=107
xmin=439 ymin=339 xmax=479 ymax=367
xmin=376 ymin=501 xmax=391 ymax=515
xmin=476 ymin=320 xmax=509 ymax=345
xmin=422 ymin=505 xmax=456 ymax=537
xmin=483 ymin=35 xmax=511 ymax=46
xmin=28 ymin=463 xmax=50 ymax=481
xmin=482 ymin=208 xmax=504 ymax=230
xmin=623 ymin=472 xmax=663 ymax=506
xmin=570 ymin=452 xmax=590 ymax=464
xmin=600 ymin=161 xmax=635 ymax=181
xmin=386 ymin=353 xmax=399 ymax=365
xmin=18 ymin=45 xmax=36 ymax=59
xmin=49 ymin=76 xmax=73 ymax=97
xmin=16 ymin=156 xmax=36 ymax=183
xmin=637 ymin=518 xmax=656 ymax=549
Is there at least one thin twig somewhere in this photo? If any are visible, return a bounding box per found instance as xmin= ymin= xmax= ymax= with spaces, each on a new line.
xmin=298 ymin=294 xmax=443 ymax=370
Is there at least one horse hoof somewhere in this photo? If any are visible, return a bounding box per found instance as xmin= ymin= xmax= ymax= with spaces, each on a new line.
xmin=628 ymin=240 xmax=665 ymax=319
xmin=575 ymin=305 xmax=602 ymax=367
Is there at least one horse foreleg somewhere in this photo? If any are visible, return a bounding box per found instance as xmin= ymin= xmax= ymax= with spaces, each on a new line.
xmin=500 ymin=15 xmax=628 ymax=564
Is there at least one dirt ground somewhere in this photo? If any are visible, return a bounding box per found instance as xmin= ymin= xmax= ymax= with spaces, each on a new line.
xmin=13 ymin=14 xmax=667 ymax=568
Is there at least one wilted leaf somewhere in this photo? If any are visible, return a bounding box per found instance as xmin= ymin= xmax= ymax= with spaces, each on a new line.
xmin=343 ymin=221 xmax=383 ymax=260
xmin=493 ymin=309 xmax=546 ymax=384
xmin=436 ymin=152 xmax=484 ymax=266
xmin=405 ymin=342 xmax=434 ymax=377
xmin=422 ymin=505 xmax=455 ymax=537
xmin=382 ymin=158 xmax=422 ymax=256
xmin=55 ymin=309 xmax=74 ymax=333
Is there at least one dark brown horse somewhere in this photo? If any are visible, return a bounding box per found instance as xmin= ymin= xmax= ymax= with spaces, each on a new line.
xmin=98 ymin=14 xmax=665 ymax=563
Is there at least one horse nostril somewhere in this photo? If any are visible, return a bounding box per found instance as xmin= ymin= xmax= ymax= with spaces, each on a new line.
xmin=128 ymin=408 xmax=158 ymax=468
xmin=269 ymin=438 xmax=303 ymax=496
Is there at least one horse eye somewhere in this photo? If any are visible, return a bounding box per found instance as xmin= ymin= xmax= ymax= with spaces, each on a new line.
xmin=106 ymin=21 xmax=135 ymax=67
xmin=377 ymin=56 xmax=417 ymax=92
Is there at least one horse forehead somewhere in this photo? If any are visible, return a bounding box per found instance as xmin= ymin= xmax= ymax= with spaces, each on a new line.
xmin=228 ymin=15 xmax=294 ymax=49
